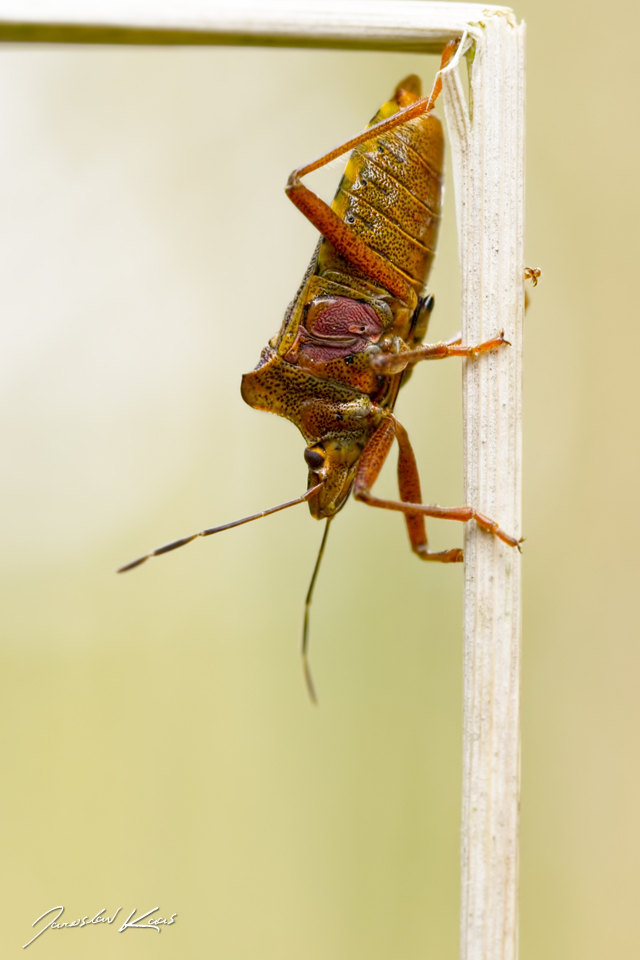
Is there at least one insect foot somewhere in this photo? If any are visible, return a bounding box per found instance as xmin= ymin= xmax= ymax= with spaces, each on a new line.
xmin=415 ymin=546 xmax=464 ymax=563
xmin=466 ymin=330 xmax=511 ymax=357
xmin=473 ymin=511 xmax=521 ymax=549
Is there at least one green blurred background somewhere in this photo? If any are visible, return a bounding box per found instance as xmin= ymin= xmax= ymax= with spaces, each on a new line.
xmin=2 ymin=0 xmax=639 ymax=956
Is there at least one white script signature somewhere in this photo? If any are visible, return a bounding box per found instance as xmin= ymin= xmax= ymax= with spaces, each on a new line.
xmin=23 ymin=906 xmax=177 ymax=948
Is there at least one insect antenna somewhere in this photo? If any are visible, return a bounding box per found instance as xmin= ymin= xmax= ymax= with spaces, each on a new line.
xmin=117 ymin=483 xmax=323 ymax=573
xmin=301 ymin=518 xmax=332 ymax=705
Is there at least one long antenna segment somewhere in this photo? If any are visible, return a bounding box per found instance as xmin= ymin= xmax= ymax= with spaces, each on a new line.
xmin=301 ymin=518 xmax=332 ymax=704
xmin=117 ymin=483 xmax=323 ymax=573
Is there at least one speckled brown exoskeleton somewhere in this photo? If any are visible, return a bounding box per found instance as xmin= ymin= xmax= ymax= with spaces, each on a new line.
xmin=119 ymin=41 xmax=520 ymax=700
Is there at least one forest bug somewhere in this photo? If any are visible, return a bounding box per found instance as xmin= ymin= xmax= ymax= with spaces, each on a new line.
xmin=119 ymin=41 xmax=520 ymax=700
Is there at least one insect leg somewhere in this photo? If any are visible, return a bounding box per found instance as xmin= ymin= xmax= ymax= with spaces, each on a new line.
xmin=395 ymin=421 xmax=464 ymax=562
xmin=285 ymin=174 xmax=413 ymax=302
xmin=284 ymin=39 xmax=460 ymax=303
xmin=353 ymin=418 xmax=462 ymax=562
xmin=353 ymin=418 xmax=521 ymax=551
xmin=371 ymin=331 xmax=509 ymax=375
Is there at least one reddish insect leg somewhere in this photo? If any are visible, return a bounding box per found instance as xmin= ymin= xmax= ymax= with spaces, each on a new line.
xmin=284 ymin=39 xmax=460 ymax=304
xmin=352 ymin=418 xmax=460 ymax=561
xmin=371 ymin=331 xmax=509 ymax=375
xmin=353 ymin=418 xmax=521 ymax=553
xmin=395 ymin=420 xmax=464 ymax=562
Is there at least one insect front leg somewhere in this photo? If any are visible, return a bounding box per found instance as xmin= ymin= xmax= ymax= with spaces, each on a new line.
xmin=353 ymin=418 xmax=521 ymax=552
xmin=353 ymin=418 xmax=460 ymax=562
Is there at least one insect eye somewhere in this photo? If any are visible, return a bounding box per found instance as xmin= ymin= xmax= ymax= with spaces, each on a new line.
xmin=304 ymin=447 xmax=325 ymax=471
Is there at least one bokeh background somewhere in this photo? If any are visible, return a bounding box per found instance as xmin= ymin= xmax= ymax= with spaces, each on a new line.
xmin=2 ymin=0 xmax=639 ymax=956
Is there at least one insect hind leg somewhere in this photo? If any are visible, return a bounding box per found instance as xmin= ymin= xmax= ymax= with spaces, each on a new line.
xmin=283 ymin=39 xmax=460 ymax=305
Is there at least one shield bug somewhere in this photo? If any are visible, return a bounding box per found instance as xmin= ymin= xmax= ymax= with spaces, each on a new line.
xmin=119 ymin=41 xmax=520 ymax=700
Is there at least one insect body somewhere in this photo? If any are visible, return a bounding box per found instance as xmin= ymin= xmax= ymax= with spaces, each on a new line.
xmin=119 ymin=42 xmax=520 ymax=699
xmin=242 ymin=46 xmax=518 ymax=554
xmin=242 ymin=74 xmax=446 ymax=531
